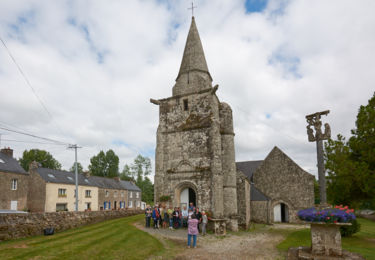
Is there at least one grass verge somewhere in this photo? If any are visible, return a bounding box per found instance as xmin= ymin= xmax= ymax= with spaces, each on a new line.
xmin=277 ymin=218 xmax=375 ymax=260
xmin=0 ymin=214 xmax=173 ymax=260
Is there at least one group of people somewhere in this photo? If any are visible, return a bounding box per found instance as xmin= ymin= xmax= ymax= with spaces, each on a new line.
xmin=145 ymin=202 xmax=208 ymax=248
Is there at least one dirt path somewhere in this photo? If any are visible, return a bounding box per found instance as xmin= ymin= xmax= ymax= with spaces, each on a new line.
xmin=134 ymin=222 xmax=307 ymax=260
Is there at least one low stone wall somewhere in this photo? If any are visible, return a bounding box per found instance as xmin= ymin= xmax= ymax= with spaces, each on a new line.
xmin=0 ymin=209 xmax=143 ymax=241
xmin=251 ymin=201 xmax=270 ymax=224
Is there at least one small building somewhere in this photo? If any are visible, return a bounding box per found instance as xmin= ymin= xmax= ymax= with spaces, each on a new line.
xmin=90 ymin=176 xmax=128 ymax=210
xmin=237 ymin=146 xmax=315 ymax=224
xmin=121 ymin=180 xmax=142 ymax=209
xmin=28 ymin=163 xmax=99 ymax=212
xmin=0 ymin=148 xmax=29 ymax=211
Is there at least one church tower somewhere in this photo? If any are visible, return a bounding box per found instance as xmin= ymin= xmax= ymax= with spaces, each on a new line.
xmin=151 ymin=17 xmax=238 ymax=231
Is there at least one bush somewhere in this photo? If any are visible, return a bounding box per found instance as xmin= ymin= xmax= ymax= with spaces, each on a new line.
xmin=159 ymin=195 xmax=171 ymax=202
xmin=340 ymin=219 xmax=361 ymax=237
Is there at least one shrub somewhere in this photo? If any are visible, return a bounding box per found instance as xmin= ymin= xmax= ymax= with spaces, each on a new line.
xmin=340 ymin=219 xmax=361 ymax=237
xmin=159 ymin=195 xmax=171 ymax=202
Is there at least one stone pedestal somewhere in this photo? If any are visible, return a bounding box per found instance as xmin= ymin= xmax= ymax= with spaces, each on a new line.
xmin=208 ymin=219 xmax=226 ymax=236
xmin=311 ymin=223 xmax=349 ymax=256
xmin=287 ymin=222 xmax=364 ymax=260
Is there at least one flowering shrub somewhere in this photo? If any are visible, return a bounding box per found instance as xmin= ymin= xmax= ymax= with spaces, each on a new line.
xmin=297 ymin=205 xmax=356 ymax=223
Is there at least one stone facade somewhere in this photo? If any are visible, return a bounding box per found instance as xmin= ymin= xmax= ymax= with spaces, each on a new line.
xmin=152 ymin=17 xmax=238 ymax=230
xmin=0 ymin=209 xmax=143 ymax=241
xmin=0 ymin=171 xmax=29 ymax=211
xmin=252 ymin=147 xmax=315 ymax=223
xmin=250 ymin=201 xmax=271 ymax=224
xmin=236 ymin=171 xmax=250 ymax=228
xmin=0 ymin=148 xmax=29 ymax=211
xmin=97 ymin=187 xmax=127 ymax=210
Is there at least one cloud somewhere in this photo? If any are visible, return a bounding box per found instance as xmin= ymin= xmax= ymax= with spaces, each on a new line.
xmin=1 ymin=0 xmax=374 ymax=180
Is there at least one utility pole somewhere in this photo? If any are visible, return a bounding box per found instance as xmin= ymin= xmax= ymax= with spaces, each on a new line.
xmin=69 ymin=144 xmax=82 ymax=211
xmin=306 ymin=110 xmax=331 ymax=206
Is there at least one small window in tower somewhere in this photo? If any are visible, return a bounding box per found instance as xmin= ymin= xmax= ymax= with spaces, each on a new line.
xmin=183 ymin=99 xmax=188 ymax=111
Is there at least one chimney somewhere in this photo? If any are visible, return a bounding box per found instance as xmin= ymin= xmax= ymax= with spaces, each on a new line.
xmin=114 ymin=176 xmax=120 ymax=182
xmin=83 ymin=171 xmax=91 ymax=177
xmin=1 ymin=147 xmax=13 ymax=158
xmin=29 ymin=161 xmax=39 ymax=171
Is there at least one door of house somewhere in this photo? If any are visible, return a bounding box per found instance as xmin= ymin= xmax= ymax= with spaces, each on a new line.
xmin=10 ymin=200 xmax=18 ymax=210
xmin=273 ymin=204 xmax=281 ymax=222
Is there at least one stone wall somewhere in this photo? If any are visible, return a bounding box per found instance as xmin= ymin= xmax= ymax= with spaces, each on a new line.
xmin=0 ymin=171 xmax=29 ymax=211
xmin=236 ymin=171 xmax=250 ymax=228
xmin=251 ymin=201 xmax=270 ymax=224
xmin=28 ymin=165 xmax=46 ymax=212
xmin=0 ymin=209 xmax=143 ymax=241
xmin=253 ymin=147 xmax=314 ymax=223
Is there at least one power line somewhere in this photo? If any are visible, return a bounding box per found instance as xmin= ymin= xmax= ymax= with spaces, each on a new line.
xmin=1 ymin=138 xmax=67 ymax=145
xmin=0 ymin=126 xmax=70 ymax=146
xmin=0 ymin=36 xmax=64 ymax=136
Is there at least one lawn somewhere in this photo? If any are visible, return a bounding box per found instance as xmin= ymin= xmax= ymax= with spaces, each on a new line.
xmin=277 ymin=218 xmax=375 ymax=260
xmin=0 ymin=214 xmax=169 ymax=260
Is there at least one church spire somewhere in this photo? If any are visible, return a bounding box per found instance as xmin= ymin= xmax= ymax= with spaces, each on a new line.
xmin=176 ymin=16 xmax=211 ymax=82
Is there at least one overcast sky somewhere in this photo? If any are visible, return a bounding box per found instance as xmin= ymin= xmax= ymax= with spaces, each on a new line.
xmin=0 ymin=0 xmax=374 ymax=179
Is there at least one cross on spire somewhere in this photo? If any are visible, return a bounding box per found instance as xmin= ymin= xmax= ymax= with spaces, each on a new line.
xmin=188 ymin=2 xmax=197 ymax=17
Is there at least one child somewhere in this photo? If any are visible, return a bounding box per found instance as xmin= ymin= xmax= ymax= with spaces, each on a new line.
xmin=187 ymin=214 xmax=199 ymax=248
xmin=201 ymin=211 xmax=208 ymax=236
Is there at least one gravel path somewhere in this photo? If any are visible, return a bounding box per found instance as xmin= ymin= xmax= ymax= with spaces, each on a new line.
xmin=134 ymin=222 xmax=307 ymax=260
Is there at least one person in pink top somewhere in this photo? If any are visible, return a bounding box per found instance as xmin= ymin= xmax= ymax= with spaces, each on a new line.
xmin=187 ymin=214 xmax=199 ymax=248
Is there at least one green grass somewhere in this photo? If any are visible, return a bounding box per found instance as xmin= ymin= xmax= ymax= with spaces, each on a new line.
xmin=277 ymin=218 xmax=375 ymax=260
xmin=0 ymin=214 xmax=170 ymax=260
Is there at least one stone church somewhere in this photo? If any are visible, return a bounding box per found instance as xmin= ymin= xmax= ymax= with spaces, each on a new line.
xmin=151 ymin=17 xmax=314 ymax=231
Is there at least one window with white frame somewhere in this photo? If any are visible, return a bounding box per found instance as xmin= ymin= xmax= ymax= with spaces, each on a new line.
xmin=56 ymin=203 xmax=67 ymax=211
xmin=114 ymin=191 xmax=117 ymax=197
xmin=137 ymin=201 xmax=140 ymax=208
xmin=128 ymin=200 xmax=133 ymax=208
xmin=11 ymin=179 xmax=18 ymax=190
xmin=130 ymin=191 xmax=133 ymax=198
xmin=136 ymin=192 xmax=139 ymax=198
xmin=85 ymin=190 xmax=91 ymax=198
xmin=58 ymin=188 xmax=67 ymax=197
xmin=121 ymin=191 xmax=124 ymax=197
xmin=105 ymin=190 xmax=109 ymax=197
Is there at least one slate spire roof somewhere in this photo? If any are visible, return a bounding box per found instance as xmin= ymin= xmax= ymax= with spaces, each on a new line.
xmin=176 ymin=17 xmax=211 ymax=81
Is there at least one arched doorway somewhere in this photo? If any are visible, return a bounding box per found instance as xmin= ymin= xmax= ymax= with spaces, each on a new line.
xmin=180 ymin=188 xmax=196 ymax=209
xmin=273 ymin=203 xmax=289 ymax=223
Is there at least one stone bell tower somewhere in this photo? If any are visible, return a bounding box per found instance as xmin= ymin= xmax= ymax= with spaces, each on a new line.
xmin=151 ymin=17 xmax=238 ymax=231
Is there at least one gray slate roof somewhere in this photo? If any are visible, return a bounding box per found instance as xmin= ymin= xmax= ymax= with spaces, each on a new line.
xmin=120 ymin=180 xmax=141 ymax=191
xmin=250 ymin=183 xmax=270 ymax=201
xmin=236 ymin=160 xmax=263 ymax=180
xmin=0 ymin=152 xmax=27 ymax=175
xmin=36 ymin=168 xmax=141 ymax=191
xmin=36 ymin=168 xmax=96 ymax=186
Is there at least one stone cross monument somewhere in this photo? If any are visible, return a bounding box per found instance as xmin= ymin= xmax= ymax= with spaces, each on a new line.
xmin=306 ymin=110 xmax=331 ymax=205
xmin=150 ymin=16 xmax=239 ymax=231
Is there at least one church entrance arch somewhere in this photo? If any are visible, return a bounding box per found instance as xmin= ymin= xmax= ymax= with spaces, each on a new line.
xmin=273 ymin=203 xmax=289 ymax=223
xmin=174 ymin=182 xmax=197 ymax=209
xmin=180 ymin=188 xmax=196 ymax=208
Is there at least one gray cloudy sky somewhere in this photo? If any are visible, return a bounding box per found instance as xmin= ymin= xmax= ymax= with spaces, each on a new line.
xmin=0 ymin=0 xmax=374 ymax=179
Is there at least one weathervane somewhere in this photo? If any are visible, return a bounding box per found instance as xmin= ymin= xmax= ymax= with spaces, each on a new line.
xmin=188 ymin=1 xmax=197 ymax=17
xmin=306 ymin=110 xmax=331 ymax=206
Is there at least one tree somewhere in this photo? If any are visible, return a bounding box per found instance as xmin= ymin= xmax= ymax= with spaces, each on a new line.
xmin=121 ymin=154 xmax=153 ymax=204
xmin=88 ymin=149 xmax=119 ymax=177
xmin=131 ymin=155 xmax=151 ymax=183
xmin=120 ymin=164 xmax=135 ymax=181
xmin=325 ymin=92 xmax=375 ymax=209
xmin=69 ymin=162 xmax=83 ymax=173
xmin=20 ymin=149 xmax=62 ymax=171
